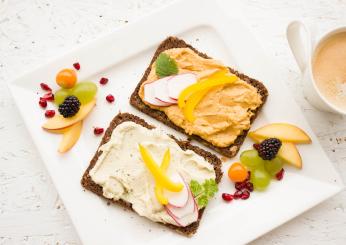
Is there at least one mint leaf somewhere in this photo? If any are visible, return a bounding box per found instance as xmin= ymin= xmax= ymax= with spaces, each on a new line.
xmin=155 ymin=53 xmax=178 ymax=78
xmin=197 ymin=195 xmax=208 ymax=208
xmin=190 ymin=180 xmax=203 ymax=197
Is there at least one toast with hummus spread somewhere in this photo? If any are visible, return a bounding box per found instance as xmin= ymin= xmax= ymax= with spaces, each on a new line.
xmin=130 ymin=37 xmax=268 ymax=158
xmin=81 ymin=113 xmax=222 ymax=236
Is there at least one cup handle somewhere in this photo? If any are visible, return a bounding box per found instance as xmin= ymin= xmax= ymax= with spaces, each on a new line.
xmin=286 ymin=21 xmax=312 ymax=72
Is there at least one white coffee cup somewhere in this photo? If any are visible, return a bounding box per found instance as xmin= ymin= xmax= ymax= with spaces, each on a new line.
xmin=287 ymin=21 xmax=346 ymax=115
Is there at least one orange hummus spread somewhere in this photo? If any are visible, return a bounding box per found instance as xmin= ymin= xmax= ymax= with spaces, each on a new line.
xmin=138 ymin=48 xmax=262 ymax=147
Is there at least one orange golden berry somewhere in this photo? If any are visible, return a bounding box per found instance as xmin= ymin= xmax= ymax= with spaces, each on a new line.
xmin=228 ymin=162 xmax=248 ymax=182
xmin=56 ymin=68 xmax=77 ymax=89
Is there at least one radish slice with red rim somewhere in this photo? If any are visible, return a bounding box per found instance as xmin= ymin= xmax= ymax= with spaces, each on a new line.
xmin=143 ymin=81 xmax=173 ymax=106
xmin=154 ymin=76 xmax=177 ymax=104
xmin=167 ymin=73 xmax=197 ymax=100
xmin=164 ymin=173 xmax=189 ymax=208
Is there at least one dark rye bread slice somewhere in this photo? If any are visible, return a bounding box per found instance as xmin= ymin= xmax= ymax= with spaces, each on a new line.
xmin=81 ymin=112 xmax=222 ymax=236
xmin=130 ymin=36 xmax=269 ymax=158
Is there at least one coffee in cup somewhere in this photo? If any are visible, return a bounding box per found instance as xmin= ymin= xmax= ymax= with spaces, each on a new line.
xmin=312 ymin=32 xmax=346 ymax=111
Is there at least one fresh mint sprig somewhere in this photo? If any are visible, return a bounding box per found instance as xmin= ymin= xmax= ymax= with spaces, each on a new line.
xmin=155 ymin=53 xmax=178 ymax=78
xmin=190 ymin=179 xmax=218 ymax=208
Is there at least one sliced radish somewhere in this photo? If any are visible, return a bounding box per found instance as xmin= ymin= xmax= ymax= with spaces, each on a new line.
xmin=166 ymin=189 xmax=195 ymax=218
xmin=167 ymin=73 xmax=197 ymax=100
xmin=165 ymin=189 xmax=198 ymax=227
xmin=143 ymin=82 xmax=173 ymax=106
xmin=154 ymin=77 xmax=177 ymax=104
xmin=175 ymin=205 xmax=198 ymax=227
xmin=164 ymin=173 xmax=189 ymax=208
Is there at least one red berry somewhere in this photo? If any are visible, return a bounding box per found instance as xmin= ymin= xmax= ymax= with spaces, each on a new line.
xmin=241 ymin=190 xmax=250 ymax=200
xmin=246 ymin=171 xmax=251 ymax=181
xmin=94 ymin=127 xmax=104 ymax=135
xmin=73 ymin=62 xmax=80 ymax=70
xmin=245 ymin=182 xmax=254 ymax=192
xmin=235 ymin=181 xmax=246 ymax=191
xmin=45 ymin=110 xmax=55 ymax=118
xmin=106 ymin=94 xmax=115 ymax=103
xmin=233 ymin=190 xmax=242 ymax=199
xmin=253 ymin=143 xmax=260 ymax=150
xmin=39 ymin=98 xmax=47 ymax=108
xmin=40 ymin=83 xmax=51 ymax=91
xmin=99 ymin=77 xmax=109 ymax=85
xmin=222 ymin=193 xmax=233 ymax=202
xmin=42 ymin=92 xmax=54 ymax=101
xmin=276 ymin=168 xmax=285 ymax=181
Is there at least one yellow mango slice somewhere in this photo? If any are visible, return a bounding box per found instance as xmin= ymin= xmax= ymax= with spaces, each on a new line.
xmin=139 ymin=145 xmax=183 ymax=192
xmin=154 ymin=149 xmax=170 ymax=205
xmin=178 ymin=70 xmax=237 ymax=108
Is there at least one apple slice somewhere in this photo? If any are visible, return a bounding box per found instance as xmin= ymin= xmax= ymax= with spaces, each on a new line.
xmin=164 ymin=173 xmax=189 ymax=208
xmin=249 ymin=123 xmax=311 ymax=144
xmin=143 ymin=82 xmax=173 ymax=106
xmin=153 ymin=76 xmax=177 ymax=104
xmin=42 ymin=99 xmax=96 ymax=130
xmin=248 ymin=133 xmax=303 ymax=169
xmin=58 ymin=121 xmax=82 ymax=153
xmin=167 ymin=73 xmax=197 ymax=100
xmin=277 ymin=142 xmax=302 ymax=169
xmin=45 ymin=125 xmax=71 ymax=134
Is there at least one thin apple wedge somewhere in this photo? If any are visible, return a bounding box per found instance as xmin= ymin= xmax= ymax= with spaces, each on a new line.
xmin=58 ymin=121 xmax=82 ymax=153
xmin=249 ymin=123 xmax=311 ymax=144
xmin=277 ymin=142 xmax=302 ymax=169
xmin=45 ymin=125 xmax=73 ymax=134
xmin=248 ymin=133 xmax=302 ymax=169
xmin=42 ymin=99 xmax=95 ymax=130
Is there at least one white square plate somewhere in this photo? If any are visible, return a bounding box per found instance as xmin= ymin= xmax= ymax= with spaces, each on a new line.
xmin=7 ymin=0 xmax=344 ymax=244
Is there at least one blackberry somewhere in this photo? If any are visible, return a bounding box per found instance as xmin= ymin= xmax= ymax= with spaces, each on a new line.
xmin=58 ymin=96 xmax=81 ymax=118
xmin=257 ymin=138 xmax=282 ymax=160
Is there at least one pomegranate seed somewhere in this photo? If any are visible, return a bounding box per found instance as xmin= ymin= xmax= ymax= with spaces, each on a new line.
xmin=106 ymin=94 xmax=115 ymax=103
xmin=233 ymin=190 xmax=242 ymax=200
xmin=276 ymin=168 xmax=285 ymax=181
xmin=245 ymin=182 xmax=254 ymax=192
xmin=39 ymin=98 xmax=47 ymax=108
xmin=241 ymin=190 xmax=250 ymax=200
xmin=40 ymin=83 xmax=52 ymax=91
xmin=99 ymin=77 xmax=109 ymax=85
xmin=94 ymin=127 xmax=104 ymax=135
xmin=246 ymin=171 xmax=251 ymax=181
xmin=235 ymin=182 xmax=246 ymax=191
xmin=45 ymin=110 xmax=55 ymax=118
xmin=222 ymin=193 xmax=233 ymax=202
xmin=42 ymin=92 xmax=54 ymax=101
xmin=73 ymin=62 xmax=80 ymax=70
xmin=253 ymin=143 xmax=260 ymax=150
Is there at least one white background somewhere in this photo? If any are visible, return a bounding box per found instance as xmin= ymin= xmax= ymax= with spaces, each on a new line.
xmin=0 ymin=0 xmax=345 ymax=244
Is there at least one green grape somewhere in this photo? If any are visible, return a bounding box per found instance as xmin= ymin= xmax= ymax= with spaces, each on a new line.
xmin=54 ymin=89 xmax=71 ymax=105
xmin=264 ymin=157 xmax=283 ymax=176
xmin=72 ymin=81 xmax=97 ymax=104
xmin=250 ymin=168 xmax=271 ymax=191
xmin=240 ymin=149 xmax=264 ymax=170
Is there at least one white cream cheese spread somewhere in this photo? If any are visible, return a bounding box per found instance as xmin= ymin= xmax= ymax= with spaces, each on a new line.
xmin=89 ymin=121 xmax=216 ymax=226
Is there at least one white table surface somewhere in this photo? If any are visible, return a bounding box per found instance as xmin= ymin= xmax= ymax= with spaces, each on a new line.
xmin=1 ymin=0 xmax=345 ymax=244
